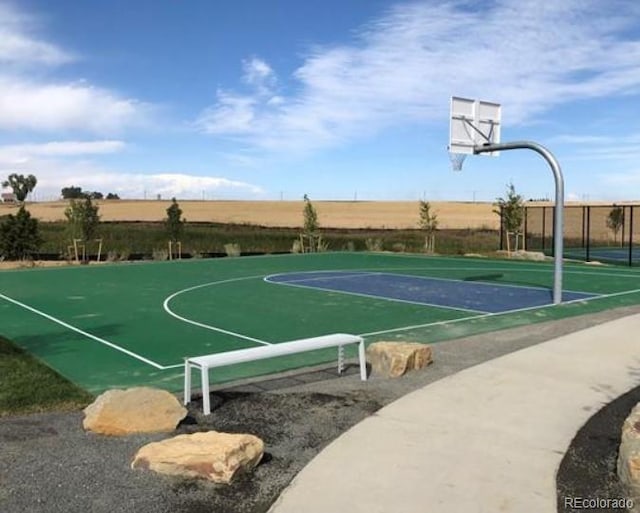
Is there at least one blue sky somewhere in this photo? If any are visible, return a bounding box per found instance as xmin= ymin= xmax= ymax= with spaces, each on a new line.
xmin=1 ymin=0 xmax=640 ymax=202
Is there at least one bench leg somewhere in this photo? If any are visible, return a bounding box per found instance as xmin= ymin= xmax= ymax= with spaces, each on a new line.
xmin=358 ymin=340 xmax=367 ymax=381
xmin=337 ymin=345 xmax=345 ymax=374
xmin=184 ymin=360 xmax=191 ymax=405
xmin=201 ymin=366 xmax=211 ymax=415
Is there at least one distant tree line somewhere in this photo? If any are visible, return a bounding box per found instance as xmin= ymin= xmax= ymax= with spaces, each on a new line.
xmin=61 ymin=186 xmax=120 ymax=200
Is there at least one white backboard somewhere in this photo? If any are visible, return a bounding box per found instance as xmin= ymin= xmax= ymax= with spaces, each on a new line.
xmin=449 ymin=97 xmax=501 ymax=155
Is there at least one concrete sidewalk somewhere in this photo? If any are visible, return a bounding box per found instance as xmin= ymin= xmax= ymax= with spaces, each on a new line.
xmin=269 ymin=313 xmax=640 ymax=513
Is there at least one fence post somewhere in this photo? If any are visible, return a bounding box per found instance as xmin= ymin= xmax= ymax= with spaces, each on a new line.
xmin=499 ymin=206 xmax=505 ymax=251
xmin=542 ymin=207 xmax=547 ymax=253
xmin=581 ymin=206 xmax=585 ymax=248
xmin=523 ymin=208 xmax=528 ymax=251
xmin=629 ymin=205 xmax=634 ymax=267
xmin=585 ymin=206 xmax=591 ymax=262
xmin=551 ymin=206 xmax=555 ymax=257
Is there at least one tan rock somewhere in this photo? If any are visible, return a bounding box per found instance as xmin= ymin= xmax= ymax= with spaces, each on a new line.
xmin=131 ymin=431 xmax=264 ymax=484
xmin=83 ymin=387 xmax=187 ymax=436
xmin=512 ymin=250 xmax=547 ymax=261
xmin=618 ymin=402 xmax=640 ymax=506
xmin=366 ymin=341 xmax=432 ymax=378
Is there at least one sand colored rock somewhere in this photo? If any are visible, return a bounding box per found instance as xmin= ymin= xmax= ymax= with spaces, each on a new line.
xmin=83 ymin=387 xmax=187 ymax=436
xmin=366 ymin=342 xmax=433 ymax=378
xmin=131 ymin=431 xmax=264 ymax=484
xmin=618 ymin=402 xmax=640 ymax=507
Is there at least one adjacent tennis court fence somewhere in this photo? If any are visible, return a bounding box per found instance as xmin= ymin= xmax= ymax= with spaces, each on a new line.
xmin=520 ymin=204 xmax=640 ymax=266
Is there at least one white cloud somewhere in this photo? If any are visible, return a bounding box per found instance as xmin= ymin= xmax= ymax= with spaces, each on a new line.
xmin=0 ymin=2 xmax=73 ymax=67
xmin=0 ymin=156 xmax=263 ymax=200
xmin=196 ymin=92 xmax=257 ymax=135
xmin=0 ymin=144 xmax=260 ymax=202
xmin=0 ymin=77 xmax=149 ymax=134
xmin=242 ymin=57 xmax=276 ymax=94
xmin=197 ymin=0 xmax=640 ymax=154
xmin=0 ymin=3 xmax=151 ymax=134
xmin=0 ymin=140 xmax=125 ymax=164
xmin=127 ymin=173 xmax=263 ymax=198
xmin=554 ymin=133 xmax=640 ymax=161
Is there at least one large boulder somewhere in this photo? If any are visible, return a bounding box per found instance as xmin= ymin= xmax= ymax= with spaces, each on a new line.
xmin=618 ymin=402 xmax=640 ymax=507
xmin=131 ymin=431 xmax=264 ymax=484
xmin=83 ymin=387 xmax=187 ymax=436
xmin=366 ymin=341 xmax=432 ymax=378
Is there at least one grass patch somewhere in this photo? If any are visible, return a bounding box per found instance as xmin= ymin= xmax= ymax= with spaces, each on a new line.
xmin=0 ymin=336 xmax=93 ymax=417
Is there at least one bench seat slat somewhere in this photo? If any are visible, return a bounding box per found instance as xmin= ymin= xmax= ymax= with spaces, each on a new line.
xmin=188 ymin=334 xmax=362 ymax=368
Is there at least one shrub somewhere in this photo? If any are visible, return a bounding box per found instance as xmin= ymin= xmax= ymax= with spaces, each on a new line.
xmin=152 ymin=248 xmax=169 ymax=260
xmin=0 ymin=206 xmax=42 ymax=260
xmin=365 ymin=238 xmax=383 ymax=251
xmin=224 ymin=243 xmax=241 ymax=257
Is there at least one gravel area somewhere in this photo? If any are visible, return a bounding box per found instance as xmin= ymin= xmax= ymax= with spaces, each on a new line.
xmin=2 ymin=305 xmax=639 ymax=513
xmin=557 ymin=384 xmax=639 ymax=512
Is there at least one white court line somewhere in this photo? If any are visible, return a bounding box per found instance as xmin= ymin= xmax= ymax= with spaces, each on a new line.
xmin=5 ymin=260 xmax=638 ymax=371
xmin=357 ymin=287 xmax=640 ymax=337
xmin=263 ymin=274 xmax=489 ymax=314
xmin=267 ymin=261 xmax=640 ymax=281
xmin=363 ymin=270 xmax=597 ymax=297
xmin=363 ymin=253 xmax=640 ymax=278
xmin=267 ymin=271 xmax=381 ymax=284
xmin=0 ymin=292 xmax=165 ymax=369
xmin=162 ymin=274 xmax=272 ymax=346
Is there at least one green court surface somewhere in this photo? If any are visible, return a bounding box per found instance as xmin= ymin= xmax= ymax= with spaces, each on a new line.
xmin=2 ymin=252 xmax=640 ymax=394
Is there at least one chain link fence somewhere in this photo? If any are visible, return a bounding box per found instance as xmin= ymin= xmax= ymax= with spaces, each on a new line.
xmin=523 ymin=204 xmax=640 ymax=266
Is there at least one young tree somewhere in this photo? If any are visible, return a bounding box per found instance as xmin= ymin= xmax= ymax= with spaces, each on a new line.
xmin=303 ymin=194 xmax=319 ymax=234
xmin=165 ymin=198 xmax=185 ymax=243
xmin=65 ymin=196 xmax=100 ymax=248
xmin=2 ymin=173 xmax=37 ymax=203
xmin=606 ymin=205 xmax=624 ymax=245
xmin=494 ymin=182 xmax=524 ymax=251
xmin=302 ymin=194 xmax=320 ymax=252
xmin=0 ymin=205 xmax=42 ymax=260
xmin=418 ymin=200 xmax=438 ymax=253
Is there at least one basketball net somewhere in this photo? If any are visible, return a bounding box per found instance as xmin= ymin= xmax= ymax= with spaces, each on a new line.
xmin=448 ymin=151 xmax=467 ymax=172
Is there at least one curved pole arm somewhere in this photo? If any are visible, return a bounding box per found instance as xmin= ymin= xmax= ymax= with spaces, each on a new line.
xmin=475 ymin=141 xmax=564 ymax=305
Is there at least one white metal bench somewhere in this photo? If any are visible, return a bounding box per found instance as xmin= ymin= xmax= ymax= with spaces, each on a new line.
xmin=184 ymin=333 xmax=367 ymax=415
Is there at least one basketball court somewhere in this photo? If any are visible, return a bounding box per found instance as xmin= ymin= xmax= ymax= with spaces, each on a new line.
xmin=2 ymin=252 xmax=640 ymax=394
xmin=1 ymin=96 xmax=635 ymax=396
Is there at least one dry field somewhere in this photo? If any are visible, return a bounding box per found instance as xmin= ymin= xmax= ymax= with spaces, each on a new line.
xmin=2 ymin=201 xmax=634 ymax=240
xmin=0 ymin=200 xmax=500 ymax=230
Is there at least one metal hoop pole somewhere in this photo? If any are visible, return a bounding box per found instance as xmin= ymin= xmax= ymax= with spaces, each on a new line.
xmin=475 ymin=141 xmax=564 ymax=304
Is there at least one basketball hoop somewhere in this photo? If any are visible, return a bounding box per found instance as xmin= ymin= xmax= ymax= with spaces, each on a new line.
xmin=448 ymin=151 xmax=467 ymax=172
